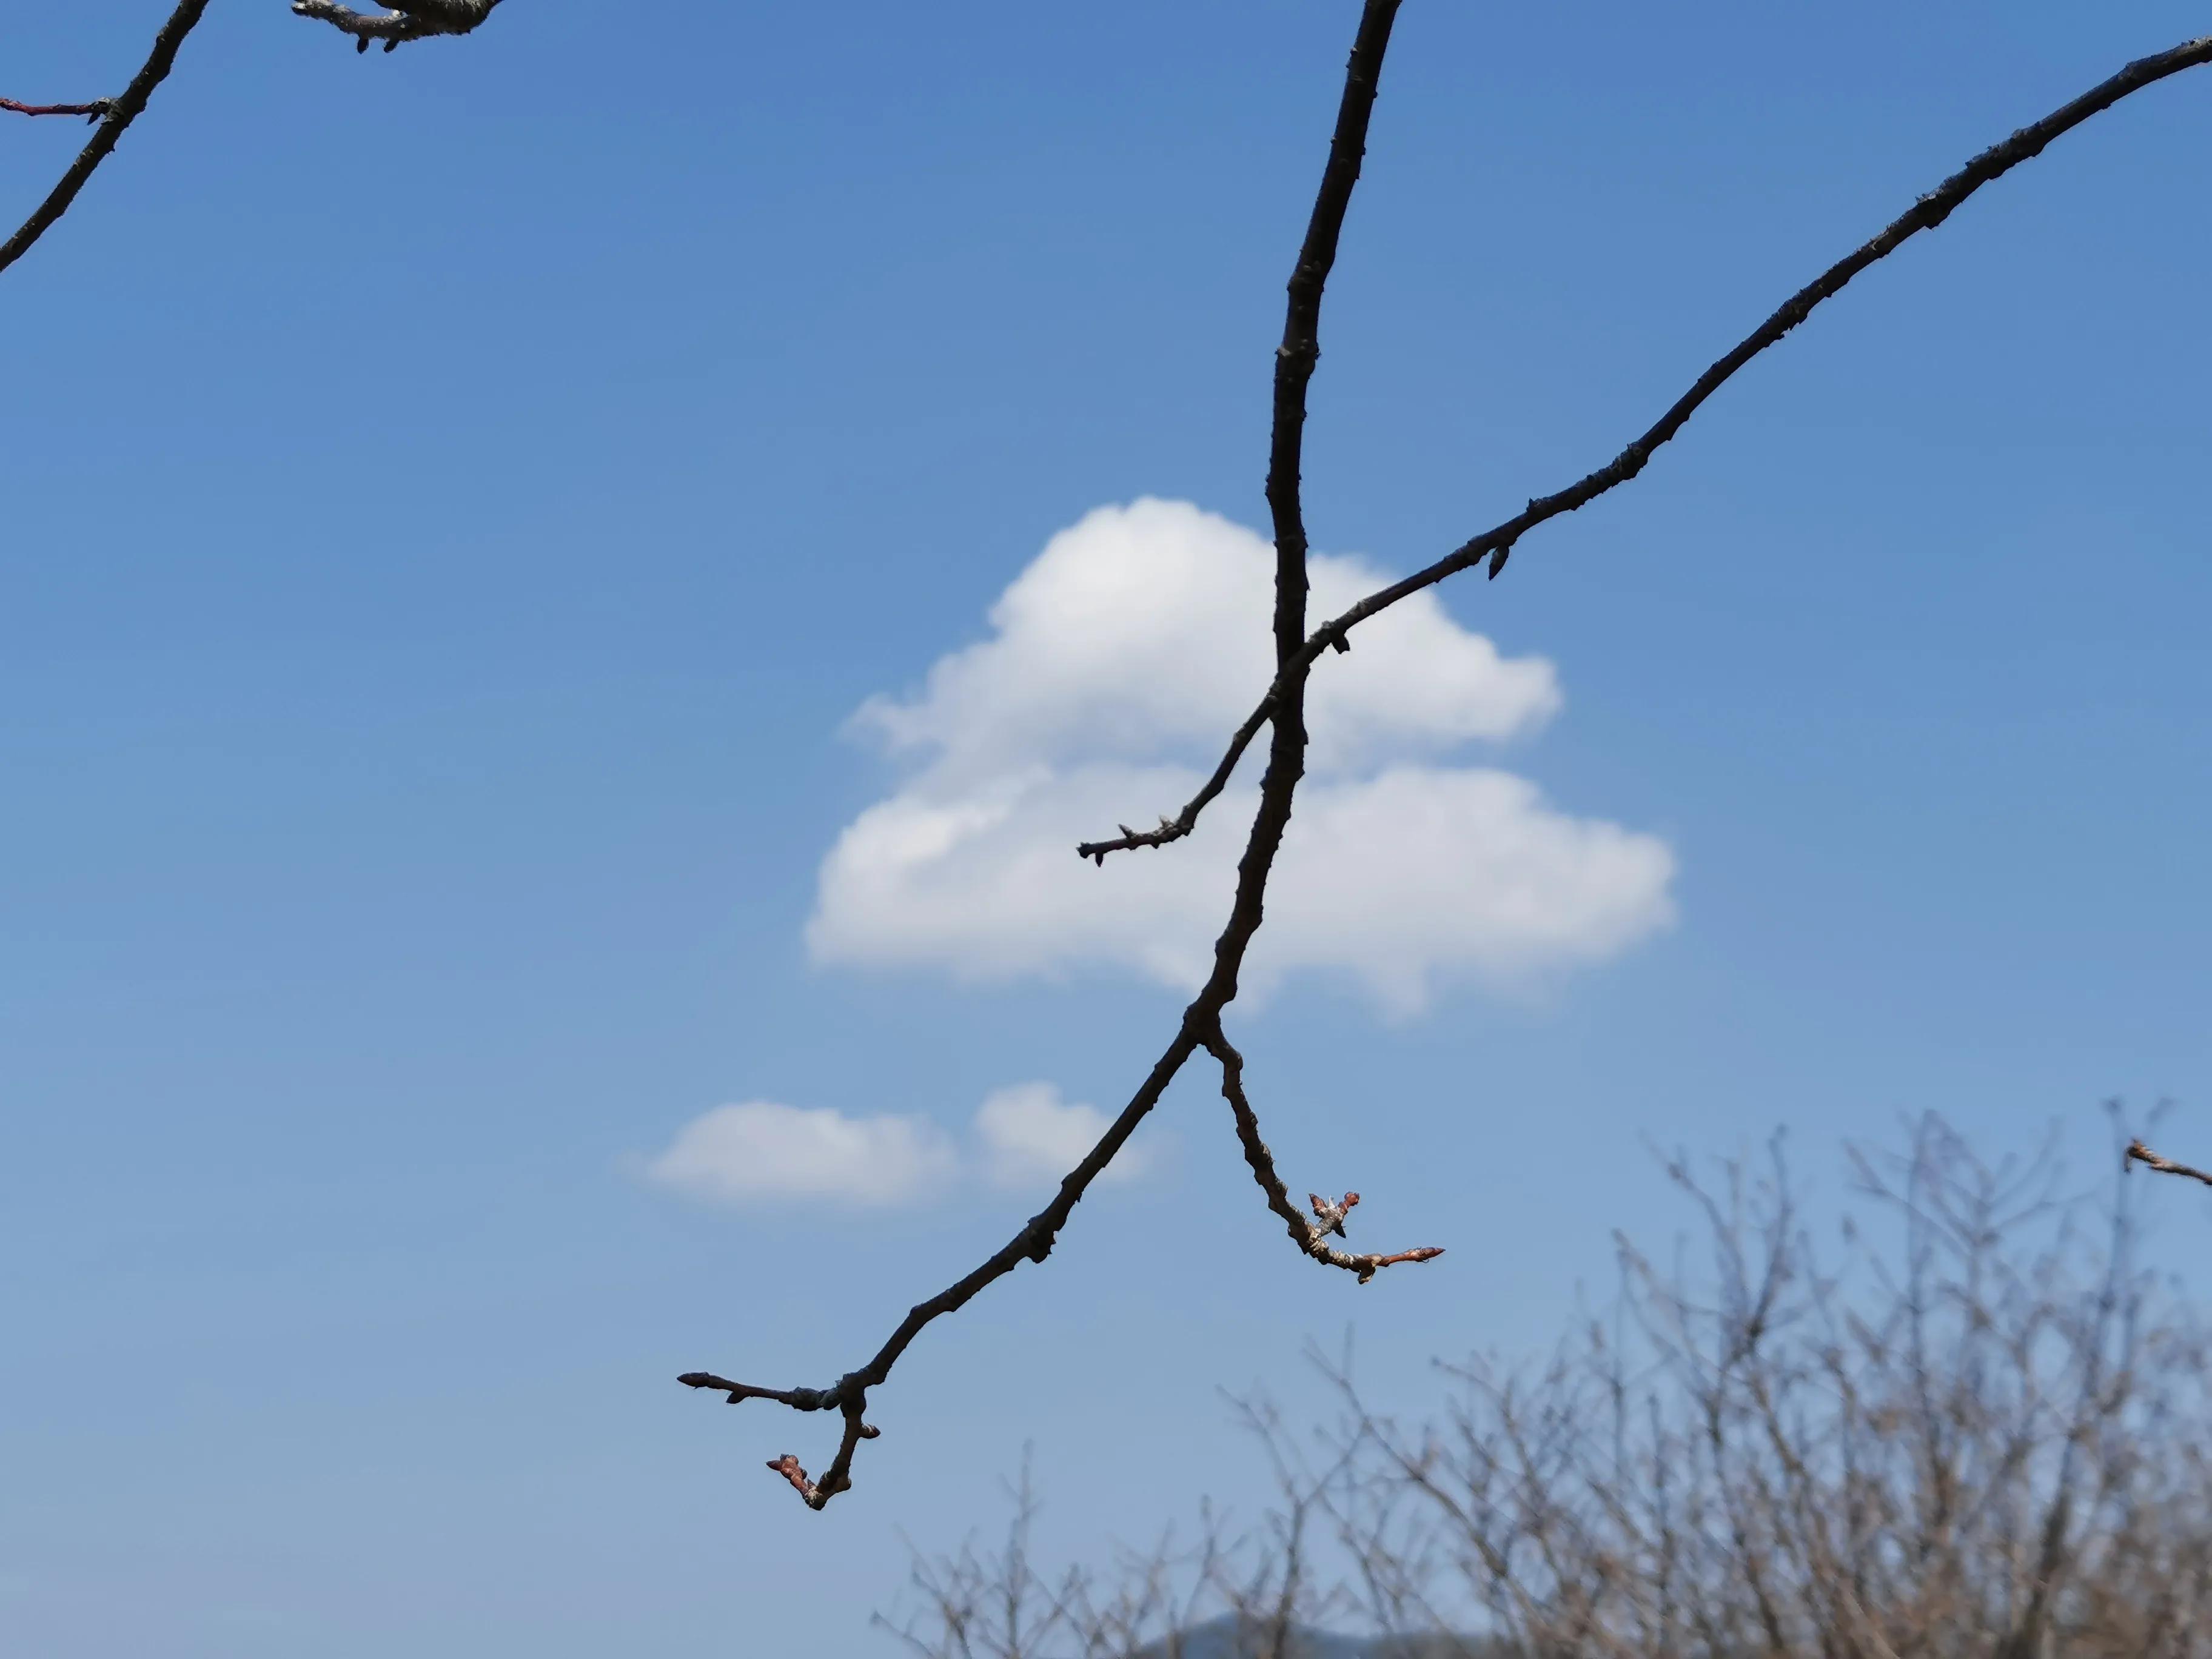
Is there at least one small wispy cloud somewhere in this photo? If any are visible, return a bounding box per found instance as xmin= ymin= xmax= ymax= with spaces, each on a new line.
xmin=641 ymin=1082 xmax=1157 ymax=1210
xmin=644 ymin=1101 xmax=958 ymax=1208
xmin=973 ymin=1081 xmax=1151 ymax=1192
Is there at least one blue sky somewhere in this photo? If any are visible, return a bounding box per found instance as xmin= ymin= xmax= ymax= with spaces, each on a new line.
xmin=4 ymin=2 xmax=2211 ymax=1653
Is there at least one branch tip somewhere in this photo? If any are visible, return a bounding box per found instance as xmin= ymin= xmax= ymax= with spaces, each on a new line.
xmin=2127 ymin=1138 xmax=2212 ymax=1188
xmin=1355 ymin=1245 xmax=1445 ymax=1285
xmin=1 ymin=98 xmax=118 ymax=122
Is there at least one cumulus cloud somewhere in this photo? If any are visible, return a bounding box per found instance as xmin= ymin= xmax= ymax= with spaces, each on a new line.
xmin=645 ymin=1101 xmax=957 ymax=1208
xmin=809 ymin=498 xmax=1675 ymax=1016
xmin=852 ymin=496 xmax=1560 ymax=780
xmin=973 ymin=1081 xmax=1151 ymax=1191
xmin=643 ymin=1084 xmax=1150 ymax=1209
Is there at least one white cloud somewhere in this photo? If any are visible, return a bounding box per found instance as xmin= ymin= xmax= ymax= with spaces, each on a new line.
xmin=644 ymin=1101 xmax=957 ymax=1208
xmin=643 ymin=1084 xmax=1153 ymax=1210
xmin=973 ymin=1081 xmax=1151 ymax=1191
xmin=808 ymin=498 xmax=1675 ymax=1016
xmin=853 ymin=497 xmax=1560 ymax=781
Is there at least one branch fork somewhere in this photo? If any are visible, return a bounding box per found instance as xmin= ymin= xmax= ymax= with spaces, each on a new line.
xmin=677 ymin=1371 xmax=882 ymax=1510
xmin=1077 ymin=33 xmax=2212 ymax=866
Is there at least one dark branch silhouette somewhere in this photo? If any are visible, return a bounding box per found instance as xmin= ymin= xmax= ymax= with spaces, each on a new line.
xmin=678 ymin=0 xmax=1420 ymax=1509
xmin=1084 ymin=32 xmax=2212 ymax=865
xmin=0 ymin=1 xmax=213 ymax=281
xmin=9 ymin=3 xmax=2199 ymax=1525
xmin=687 ymin=18 xmax=2212 ymax=1511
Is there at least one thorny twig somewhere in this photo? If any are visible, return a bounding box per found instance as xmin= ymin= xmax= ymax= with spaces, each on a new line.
xmin=687 ymin=16 xmax=2212 ymax=1513
xmin=0 ymin=0 xmax=213 ymax=281
xmin=2127 ymin=1138 xmax=2212 ymax=1190
xmin=290 ymin=0 xmax=504 ymax=53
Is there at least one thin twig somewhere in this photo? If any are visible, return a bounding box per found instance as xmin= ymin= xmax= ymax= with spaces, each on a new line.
xmin=0 ymin=0 xmax=213 ymax=281
xmin=1 ymin=98 xmax=115 ymax=121
xmin=1202 ymin=1019 xmax=1443 ymax=1286
xmin=1077 ymin=695 xmax=1272 ymax=863
xmin=2127 ymin=1139 xmax=2212 ymax=1189
xmin=1083 ymin=33 xmax=2212 ymax=862
xmin=680 ymin=0 xmax=1412 ymax=1510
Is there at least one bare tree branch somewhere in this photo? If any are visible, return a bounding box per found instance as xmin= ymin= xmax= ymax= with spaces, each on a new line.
xmin=678 ymin=0 xmax=1413 ymax=1510
xmin=686 ymin=11 xmax=2212 ymax=1520
xmin=5 ymin=2 xmax=512 ymax=280
xmin=0 ymin=0 xmax=213 ymax=281
xmin=2127 ymin=1138 xmax=2212 ymax=1189
xmin=291 ymin=0 xmax=503 ymax=53
xmin=1084 ymin=33 xmax=2212 ymax=863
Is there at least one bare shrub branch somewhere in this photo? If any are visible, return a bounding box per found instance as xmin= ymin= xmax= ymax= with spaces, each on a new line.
xmin=888 ymin=1118 xmax=2212 ymax=1658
